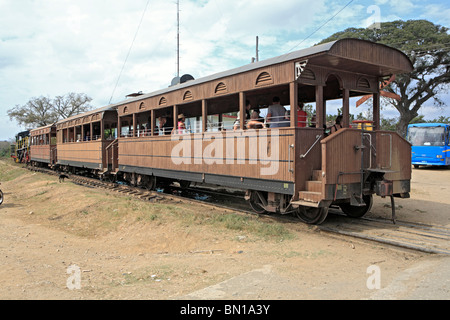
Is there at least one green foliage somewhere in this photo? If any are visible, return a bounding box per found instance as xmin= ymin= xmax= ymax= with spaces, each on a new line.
xmin=7 ymin=92 xmax=93 ymax=128
xmin=319 ymin=19 xmax=450 ymax=137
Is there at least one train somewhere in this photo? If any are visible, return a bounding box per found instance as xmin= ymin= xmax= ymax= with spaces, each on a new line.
xmin=13 ymin=38 xmax=414 ymax=224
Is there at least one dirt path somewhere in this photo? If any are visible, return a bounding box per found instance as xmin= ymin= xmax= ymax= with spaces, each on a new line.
xmin=0 ymin=161 xmax=449 ymax=300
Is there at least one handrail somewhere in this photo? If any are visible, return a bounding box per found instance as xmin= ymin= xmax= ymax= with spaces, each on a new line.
xmin=288 ymin=144 xmax=294 ymax=173
xmin=300 ymin=135 xmax=322 ymax=159
xmin=105 ymin=138 xmax=118 ymax=151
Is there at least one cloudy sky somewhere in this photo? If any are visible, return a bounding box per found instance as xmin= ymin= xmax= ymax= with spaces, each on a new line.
xmin=1 ymin=0 xmax=449 ymax=140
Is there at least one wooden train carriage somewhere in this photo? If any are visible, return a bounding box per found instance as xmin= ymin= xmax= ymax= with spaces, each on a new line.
xmin=112 ymin=38 xmax=413 ymax=223
xmin=56 ymin=106 xmax=117 ymax=173
xmin=30 ymin=124 xmax=57 ymax=166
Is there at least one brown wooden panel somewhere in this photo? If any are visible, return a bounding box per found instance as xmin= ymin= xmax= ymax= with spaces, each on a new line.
xmin=118 ymin=128 xmax=296 ymax=182
xmin=57 ymin=141 xmax=104 ymax=165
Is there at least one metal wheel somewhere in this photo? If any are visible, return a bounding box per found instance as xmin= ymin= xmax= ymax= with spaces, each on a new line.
xmin=145 ymin=176 xmax=157 ymax=190
xmin=0 ymin=189 xmax=3 ymax=206
xmin=179 ymin=180 xmax=191 ymax=189
xmin=248 ymin=191 xmax=267 ymax=214
xmin=339 ymin=194 xmax=373 ymax=218
xmin=296 ymin=206 xmax=329 ymax=224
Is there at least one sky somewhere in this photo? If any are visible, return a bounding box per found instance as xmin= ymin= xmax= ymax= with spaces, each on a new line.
xmin=1 ymin=0 xmax=449 ymax=141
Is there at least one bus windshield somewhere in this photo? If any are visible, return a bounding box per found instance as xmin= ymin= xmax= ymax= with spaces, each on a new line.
xmin=407 ymin=126 xmax=445 ymax=146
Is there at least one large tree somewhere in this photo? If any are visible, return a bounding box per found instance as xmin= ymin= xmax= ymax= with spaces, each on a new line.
xmin=8 ymin=92 xmax=93 ymax=129
xmin=319 ymin=20 xmax=450 ymax=136
xmin=53 ymin=92 xmax=92 ymax=119
xmin=7 ymin=95 xmax=58 ymax=128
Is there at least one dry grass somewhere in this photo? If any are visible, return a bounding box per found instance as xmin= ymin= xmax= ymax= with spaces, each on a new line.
xmin=0 ymin=159 xmax=293 ymax=242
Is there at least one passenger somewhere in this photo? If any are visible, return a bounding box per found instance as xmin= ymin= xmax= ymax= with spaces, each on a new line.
xmin=177 ymin=114 xmax=186 ymax=134
xmin=297 ymin=102 xmax=307 ymax=127
xmin=158 ymin=117 xmax=167 ymax=135
xmin=246 ymin=111 xmax=265 ymax=129
xmin=233 ymin=100 xmax=252 ymax=130
xmin=309 ymin=114 xmax=316 ymax=128
xmin=330 ymin=114 xmax=343 ymax=134
xmin=267 ymin=96 xmax=288 ymax=128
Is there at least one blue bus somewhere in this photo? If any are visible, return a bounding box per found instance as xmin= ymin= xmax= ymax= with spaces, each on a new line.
xmin=407 ymin=123 xmax=450 ymax=168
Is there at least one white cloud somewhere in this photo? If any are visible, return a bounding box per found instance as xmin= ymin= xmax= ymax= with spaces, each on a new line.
xmin=0 ymin=0 xmax=449 ymax=140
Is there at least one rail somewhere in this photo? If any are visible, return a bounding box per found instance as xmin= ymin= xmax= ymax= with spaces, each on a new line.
xmin=300 ymin=135 xmax=322 ymax=159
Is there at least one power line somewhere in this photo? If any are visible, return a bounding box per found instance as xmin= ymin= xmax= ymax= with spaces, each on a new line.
xmin=109 ymin=0 xmax=151 ymax=104
xmin=287 ymin=0 xmax=354 ymax=53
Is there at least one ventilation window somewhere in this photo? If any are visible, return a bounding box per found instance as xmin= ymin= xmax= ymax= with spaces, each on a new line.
xmin=301 ymin=69 xmax=316 ymax=80
xmin=256 ymin=71 xmax=273 ymax=86
xmin=357 ymin=78 xmax=371 ymax=89
xmin=183 ymin=91 xmax=193 ymax=101
xmin=139 ymin=102 xmax=146 ymax=110
xmin=123 ymin=106 xmax=128 ymax=114
xmin=159 ymin=97 xmax=167 ymax=106
xmin=215 ymin=82 xmax=227 ymax=95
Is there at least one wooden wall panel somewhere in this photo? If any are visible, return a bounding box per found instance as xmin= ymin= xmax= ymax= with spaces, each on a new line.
xmin=57 ymin=141 xmax=104 ymax=166
xmin=118 ymin=128 xmax=296 ymax=182
xmin=30 ymin=145 xmax=50 ymax=161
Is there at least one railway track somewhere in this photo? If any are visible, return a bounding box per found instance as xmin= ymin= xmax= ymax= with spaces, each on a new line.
xmin=28 ymin=166 xmax=450 ymax=255
xmin=319 ymin=212 xmax=450 ymax=255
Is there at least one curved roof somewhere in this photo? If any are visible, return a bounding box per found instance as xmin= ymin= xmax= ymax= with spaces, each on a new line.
xmin=109 ymin=38 xmax=413 ymax=107
xmin=54 ymin=38 xmax=414 ymax=122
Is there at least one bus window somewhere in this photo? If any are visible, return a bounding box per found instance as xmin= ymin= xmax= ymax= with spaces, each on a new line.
xmin=408 ymin=126 xmax=445 ymax=146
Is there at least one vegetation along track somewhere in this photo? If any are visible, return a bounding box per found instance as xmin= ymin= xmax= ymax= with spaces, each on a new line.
xmin=27 ymin=166 xmax=450 ymax=255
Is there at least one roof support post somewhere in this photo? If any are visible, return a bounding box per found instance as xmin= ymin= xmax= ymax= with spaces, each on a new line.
xmin=373 ymin=92 xmax=380 ymax=131
xmin=239 ymin=92 xmax=246 ymax=130
xmin=290 ymin=81 xmax=298 ymax=128
xmin=151 ymin=109 xmax=155 ymax=136
xmin=202 ymin=99 xmax=208 ymax=132
xmin=132 ymin=114 xmax=136 ymax=138
xmin=173 ymin=105 xmax=178 ymax=133
xmin=342 ymin=88 xmax=350 ymax=128
xmin=315 ymin=85 xmax=324 ymax=129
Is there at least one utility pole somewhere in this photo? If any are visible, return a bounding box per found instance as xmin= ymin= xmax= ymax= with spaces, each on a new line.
xmin=177 ymin=0 xmax=180 ymax=78
xmin=256 ymin=36 xmax=259 ymax=62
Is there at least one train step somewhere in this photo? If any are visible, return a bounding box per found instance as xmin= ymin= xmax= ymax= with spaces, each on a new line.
xmin=312 ymin=170 xmax=323 ymax=181
xmin=306 ymin=180 xmax=322 ymax=193
xmin=298 ymin=191 xmax=322 ymax=203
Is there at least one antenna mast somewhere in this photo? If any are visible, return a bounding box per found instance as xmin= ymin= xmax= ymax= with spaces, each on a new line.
xmin=256 ymin=36 xmax=259 ymax=62
xmin=177 ymin=0 xmax=180 ymax=78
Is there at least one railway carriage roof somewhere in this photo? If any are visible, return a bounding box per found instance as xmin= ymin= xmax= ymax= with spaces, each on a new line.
xmin=30 ymin=123 xmax=57 ymax=133
xmin=56 ymin=38 xmax=414 ymax=122
xmin=107 ymin=38 xmax=413 ymax=107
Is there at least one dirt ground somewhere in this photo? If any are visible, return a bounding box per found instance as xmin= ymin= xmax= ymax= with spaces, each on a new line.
xmin=0 ymin=159 xmax=449 ymax=300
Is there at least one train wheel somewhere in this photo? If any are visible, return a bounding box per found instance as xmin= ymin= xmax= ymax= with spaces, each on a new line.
xmin=339 ymin=194 xmax=373 ymax=218
xmin=145 ymin=176 xmax=157 ymax=191
xmin=248 ymin=191 xmax=267 ymax=214
xmin=296 ymin=206 xmax=329 ymax=224
xmin=0 ymin=189 xmax=3 ymax=205
xmin=179 ymin=180 xmax=191 ymax=189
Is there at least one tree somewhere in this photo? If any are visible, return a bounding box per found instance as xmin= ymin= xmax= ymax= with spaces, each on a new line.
xmin=319 ymin=20 xmax=450 ymax=136
xmin=7 ymin=96 xmax=58 ymax=128
xmin=7 ymin=93 xmax=93 ymax=129
xmin=53 ymin=92 xmax=93 ymax=119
